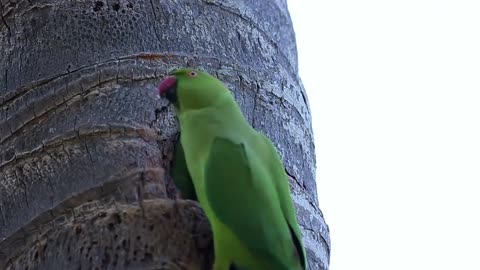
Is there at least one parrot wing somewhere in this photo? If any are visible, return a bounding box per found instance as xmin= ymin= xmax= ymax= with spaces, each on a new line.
xmin=205 ymin=137 xmax=304 ymax=270
xmin=172 ymin=140 xmax=197 ymax=200
xmin=259 ymin=134 xmax=308 ymax=269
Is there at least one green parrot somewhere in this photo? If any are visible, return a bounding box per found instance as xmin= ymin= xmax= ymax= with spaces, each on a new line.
xmin=158 ymin=68 xmax=307 ymax=270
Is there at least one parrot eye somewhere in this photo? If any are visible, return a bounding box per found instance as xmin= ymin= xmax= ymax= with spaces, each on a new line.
xmin=188 ymin=70 xmax=198 ymax=77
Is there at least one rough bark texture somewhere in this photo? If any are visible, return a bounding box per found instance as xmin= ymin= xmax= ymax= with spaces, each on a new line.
xmin=0 ymin=0 xmax=330 ymax=269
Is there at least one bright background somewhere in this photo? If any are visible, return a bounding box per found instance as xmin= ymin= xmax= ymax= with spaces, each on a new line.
xmin=287 ymin=1 xmax=480 ymax=270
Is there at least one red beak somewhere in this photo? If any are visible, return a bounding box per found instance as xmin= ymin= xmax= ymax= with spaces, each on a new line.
xmin=158 ymin=76 xmax=177 ymax=96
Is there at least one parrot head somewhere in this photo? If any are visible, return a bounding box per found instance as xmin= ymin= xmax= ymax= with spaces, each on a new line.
xmin=158 ymin=68 xmax=230 ymax=111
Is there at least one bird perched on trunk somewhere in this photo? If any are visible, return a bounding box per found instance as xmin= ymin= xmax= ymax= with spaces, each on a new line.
xmin=158 ymin=68 xmax=307 ymax=270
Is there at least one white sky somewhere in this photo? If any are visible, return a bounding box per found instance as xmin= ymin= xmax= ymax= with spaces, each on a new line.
xmin=288 ymin=1 xmax=480 ymax=269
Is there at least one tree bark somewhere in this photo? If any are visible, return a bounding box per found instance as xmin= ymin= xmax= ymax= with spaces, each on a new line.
xmin=0 ymin=0 xmax=330 ymax=269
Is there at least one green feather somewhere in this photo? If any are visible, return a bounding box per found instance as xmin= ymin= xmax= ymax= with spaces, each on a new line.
xmin=205 ymin=137 xmax=303 ymax=270
xmin=171 ymin=140 xmax=197 ymax=200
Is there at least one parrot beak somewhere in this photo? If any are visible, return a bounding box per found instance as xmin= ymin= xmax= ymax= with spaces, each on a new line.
xmin=158 ymin=76 xmax=178 ymax=103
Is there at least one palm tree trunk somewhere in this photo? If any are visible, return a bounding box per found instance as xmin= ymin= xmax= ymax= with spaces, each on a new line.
xmin=0 ymin=0 xmax=330 ymax=269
